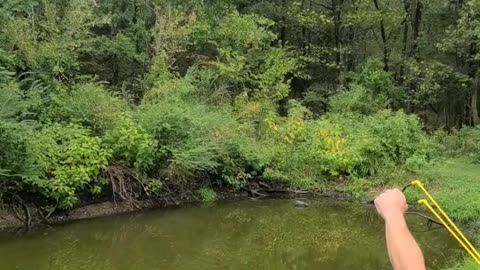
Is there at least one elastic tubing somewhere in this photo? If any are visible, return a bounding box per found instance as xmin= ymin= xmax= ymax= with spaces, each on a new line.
xmin=413 ymin=180 xmax=480 ymax=265
xmin=418 ymin=199 xmax=480 ymax=265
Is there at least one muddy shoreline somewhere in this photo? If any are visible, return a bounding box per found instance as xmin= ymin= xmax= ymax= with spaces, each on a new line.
xmin=0 ymin=189 xmax=351 ymax=231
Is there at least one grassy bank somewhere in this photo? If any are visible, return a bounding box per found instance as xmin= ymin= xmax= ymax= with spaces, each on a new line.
xmin=448 ymin=260 xmax=478 ymax=270
xmin=412 ymin=159 xmax=480 ymax=223
xmin=399 ymin=159 xmax=480 ymax=270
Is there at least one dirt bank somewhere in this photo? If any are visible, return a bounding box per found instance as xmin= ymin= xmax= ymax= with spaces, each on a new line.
xmin=0 ymin=186 xmax=347 ymax=231
xmin=0 ymin=190 xmax=250 ymax=231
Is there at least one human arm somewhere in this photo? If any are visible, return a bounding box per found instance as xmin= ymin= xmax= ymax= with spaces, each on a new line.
xmin=375 ymin=189 xmax=426 ymax=270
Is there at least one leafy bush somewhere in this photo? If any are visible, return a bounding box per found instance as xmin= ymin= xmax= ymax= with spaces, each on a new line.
xmin=46 ymin=83 xmax=128 ymax=134
xmin=138 ymin=103 xmax=219 ymax=181
xmin=354 ymin=59 xmax=403 ymax=107
xmin=0 ymin=80 xmax=27 ymax=119
xmin=199 ymin=188 xmax=216 ymax=203
xmin=189 ymin=11 xmax=297 ymax=103
xmin=366 ymin=110 xmax=429 ymax=162
xmin=139 ymin=78 xmax=231 ymax=183
xmin=141 ymin=76 xmax=266 ymax=189
xmin=104 ymin=114 xmax=158 ymax=174
xmin=256 ymin=100 xmax=431 ymax=186
xmin=405 ymin=154 xmax=431 ymax=171
xmin=0 ymin=121 xmax=31 ymax=194
xmin=329 ymin=84 xmax=387 ymax=115
xmin=434 ymin=127 xmax=480 ymax=163
xmin=26 ymin=124 xmax=110 ymax=209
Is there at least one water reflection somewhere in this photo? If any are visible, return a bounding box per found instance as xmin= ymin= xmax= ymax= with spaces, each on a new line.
xmin=0 ymin=199 xmax=463 ymax=270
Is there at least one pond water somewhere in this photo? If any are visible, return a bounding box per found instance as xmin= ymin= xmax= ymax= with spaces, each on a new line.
xmin=0 ymin=199 xmax=464 ymax=270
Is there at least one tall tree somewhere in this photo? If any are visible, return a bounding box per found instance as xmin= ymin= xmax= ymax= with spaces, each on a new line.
xmin=441 ymin=0 xmax=480 ymax=126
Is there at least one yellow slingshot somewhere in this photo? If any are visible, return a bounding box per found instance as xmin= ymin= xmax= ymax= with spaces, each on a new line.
xmin=410 ymin=180 xmax=480 ymax=265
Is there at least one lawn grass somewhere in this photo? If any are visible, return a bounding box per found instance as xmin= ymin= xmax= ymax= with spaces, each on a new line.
xmin=409 ymin=159 xmax=480 ymax=270
xmin=412 ymin=159 xmax=480 ymax=223
xmin=446 ymin=259 xmax=478 ymax=270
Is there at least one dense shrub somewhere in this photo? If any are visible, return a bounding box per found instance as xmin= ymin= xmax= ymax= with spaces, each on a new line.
xmin=366 ymin=110 xmax=428 ymax=162
xmin=46 ymin=83 xmax=128 ymax=134
xmin=256 ymin=99 xmax=431 ymax=186
xmin=0 ymin=81 xmax=27 ymax=119
xmin=199 ymin=188 xmax=216 ymax=203
xmin=329 ymin=84 xmax=387 ymax=115
xmin=434 ymin=127 xmax=480 ymax=163
xmin=26 ymin=124 xmax=110 ymax=209
xmin=0 ymin=121 xmax=31 ymax=195
xmin=104 ymin=114 xmax=158 ymax=174
xmin=139 ymin=78 xmax=239 ymax=185
xmin=354 ymin=59 xmax=403 ymax=107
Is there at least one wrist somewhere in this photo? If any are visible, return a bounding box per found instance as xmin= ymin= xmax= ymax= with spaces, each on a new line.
xmin=383 ymin=211 xmax=405 ymax=223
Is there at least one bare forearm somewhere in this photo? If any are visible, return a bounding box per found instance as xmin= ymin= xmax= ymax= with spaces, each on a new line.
xmin=385 ymin=214 xmax=426 ymax=270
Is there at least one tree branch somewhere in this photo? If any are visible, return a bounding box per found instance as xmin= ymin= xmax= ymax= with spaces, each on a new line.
xmin=310 ymin=0 xmax=333 ymax=11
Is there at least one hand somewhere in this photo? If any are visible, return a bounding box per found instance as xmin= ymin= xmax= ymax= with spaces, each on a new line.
xmin=374 ymin=189 xmax=408 ymax=221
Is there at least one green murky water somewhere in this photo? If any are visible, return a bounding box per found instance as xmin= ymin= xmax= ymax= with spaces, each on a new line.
xmin=0 ymin=199 xmax=464 ymax=270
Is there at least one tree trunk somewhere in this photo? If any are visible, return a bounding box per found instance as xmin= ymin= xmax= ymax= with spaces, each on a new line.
xmin=301 ymin=0 xmax=307 ymax=54
xmin=466 ymin=44 xmax=480 ymax=126
xmin=280 ymin=0 xmax=287 ymax=47
xmin=332 ymin=0 xmax=344 ymax=86
xmin=399 ymin=0 xmax=410 ymax=84
xmin=402 ymin=0 xmax=410 ymax=57
xmin=410 ymin=0 xmax=422 ymax=59
xmin=373 ymin=0 xmax=389 ymax=71
xmin=472 ymin=70 xmax=480 ymax=126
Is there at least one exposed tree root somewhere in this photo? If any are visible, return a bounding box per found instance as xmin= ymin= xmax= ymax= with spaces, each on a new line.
xmin=11 ymin=195 xmax=31 ymax=228
xmin=104 ymin=161 xmax=146 ymax=208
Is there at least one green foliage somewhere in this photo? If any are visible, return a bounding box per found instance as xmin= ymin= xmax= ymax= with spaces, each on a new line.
xmin=446 ymin=259 xmax=478 ymax=270
xmin=347 ymin=177 xmax=371 ymax=199
xmin=46 ymin=83 xmax=128 ymax=133
xmin=104 ymin=114 xmax=158 ymax=174
xmin=440 ymin=0 xmax=480 ymax=60
xmin=189 ymin=11 xmax=297 ymax=103
xmin=402 ymin=60 xmax=470 ymax=109
xmin=0 ymin=121 xmax=31 ymax=194
xmin=2 ymin=0 xmax=101 ymax=80
xmin=354 ymin=59 xmax=403 ymax=107
xmin=413 ymin=159 xmax=480 ymax=223
xmin=140 ymin=77 xmax=251 ymax=186
xmin=366 ymin=110 xmax=429 ymax=162
xmin=26 ymin=124 xmax=110 ymax=209
xmin=0 ymin=80 xmax=27 ymax=119
xmin=0 ymin=5 xmax=480 ymax=263
xmin=251 ymin=97 xmax=430 ymax=187
xmin=139 ymin=97 xmax=218 ymax=182
xmin=329 ymin=84 xmax=387 ymax=115
xmin=199 ymin=188 xmax=217 ymax=203
xmin=405 ymin=154 xmax=431 ymax=171
xmin=434 ymin=127 xmax=480 ymax=163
